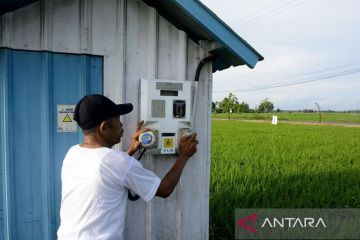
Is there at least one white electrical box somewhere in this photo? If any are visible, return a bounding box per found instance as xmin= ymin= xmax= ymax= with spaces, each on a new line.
xmin=139 ymin=78 xmax=193 ymax=154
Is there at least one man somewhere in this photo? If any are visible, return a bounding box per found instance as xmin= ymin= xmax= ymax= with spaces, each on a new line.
xmin=57 ymin=94 xmax=198 ymax=240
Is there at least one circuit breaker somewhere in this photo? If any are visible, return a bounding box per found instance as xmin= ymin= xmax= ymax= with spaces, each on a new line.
xmin=139 ymin=78 xmax=193 ymax=154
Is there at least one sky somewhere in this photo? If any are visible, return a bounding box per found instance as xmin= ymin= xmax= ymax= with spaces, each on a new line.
xmin=200 ymin=0 xmax=360 ymax=111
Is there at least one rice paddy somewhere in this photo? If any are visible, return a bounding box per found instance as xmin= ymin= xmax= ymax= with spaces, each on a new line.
xmin=210 ymin=120 xmax=360 ymax=239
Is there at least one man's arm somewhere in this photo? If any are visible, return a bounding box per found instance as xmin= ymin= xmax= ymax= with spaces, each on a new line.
xmin=156 ymin=133 xmax=198 ymax=198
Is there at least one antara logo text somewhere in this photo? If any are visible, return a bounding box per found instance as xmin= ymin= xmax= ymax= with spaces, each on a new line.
xmin=237 ymin=213 xmax=326 ymax=234
xmin=261 ymin=217 xmax=326 ymax=228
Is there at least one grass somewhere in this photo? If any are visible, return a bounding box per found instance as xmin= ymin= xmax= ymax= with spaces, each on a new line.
xmin=210 ymin=120 xmax=360 ymax=239
xmin=212 ymin=112 xmax=360 ymax=124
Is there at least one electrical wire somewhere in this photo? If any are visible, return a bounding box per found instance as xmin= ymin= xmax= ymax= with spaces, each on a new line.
xmin=137 ymin=148 xmax=147 ymax=160
xmin=214 ymin=68 xmax=360 ymax=93
xmin=242 ymin=68 xmax=360 ymax=89
xmin=231 ymin=0 xmax=307 ymax=29
xmin=223 ymin=63 xmax=359 ymax=87
xmin=237 ymin=0 xmax=300 ymax=26
xmin=240 ymin=0 xmax=307 ymax=28
xmin=230 ymin=0 xmax=288 ymax=25
xmin=270 ymin=63 xmax=358 ymax=81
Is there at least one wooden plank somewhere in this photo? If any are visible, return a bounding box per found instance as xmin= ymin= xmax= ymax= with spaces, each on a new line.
xmin=90 ymin=0 xmax=119 ymax=55
xmin=157 ymin=16 xmax=186 ymax=80
xmin=40 ymin=0 xmax=53 ymax=50
xmin=40 ymin=52 xmax=52 ymax=240
xmin=9 ymin=2 xmax=41 ymax=50
xmin=79 ymin=0 xmax=92 ymax=53
xmin=51 ymin=0 xmax=81 ymax=52
xmin=123 ymin=1 xmax=157 ymax=239
xmin=179 ymin=39 xmax=211 ymax=240
xmin=0 ymin=1 xmax=212 ymax=239
xmin=91 ymin=0 xmax=125 ymax=111
xmin=151 ymin=15 xmax=187 ymax=240
xmin=0 ymin=49 xmax=13 ymax=240
xmin=0 ymin=11 xmax=13 ymax=48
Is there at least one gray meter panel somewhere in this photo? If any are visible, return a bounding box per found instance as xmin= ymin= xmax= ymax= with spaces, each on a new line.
xmin=140 ymin=79 xmax=192 ymax=154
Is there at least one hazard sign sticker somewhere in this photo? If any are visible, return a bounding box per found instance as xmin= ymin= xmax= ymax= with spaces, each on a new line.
xmin=57 ymin=105 xmax=78 ymax=132
xmin=164 ymin=137 xmax=174 ymax=147
xmin=161 ymin=133 xmax=175 ymax=154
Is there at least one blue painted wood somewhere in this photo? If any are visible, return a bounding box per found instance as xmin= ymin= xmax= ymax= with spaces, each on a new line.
xmin=0 ymin=49 xmax=13 ymax=240
xmin=40 ymin=52 xmax=52 ymax=240
xmin=0 ymin=48 xmax=103 ymax=240
xmin=173 ymin=0 xmax=263 ymax=68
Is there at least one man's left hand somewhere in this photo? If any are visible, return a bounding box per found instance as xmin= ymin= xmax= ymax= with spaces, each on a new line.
xmin=127 ymin=121 xmax=150 ymax=156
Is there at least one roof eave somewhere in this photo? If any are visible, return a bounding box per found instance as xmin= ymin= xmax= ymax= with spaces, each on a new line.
xmin=173 ymin=0 xmax=263 ymax=69
xmin=143 ymin=0 xmax=263 ymax=72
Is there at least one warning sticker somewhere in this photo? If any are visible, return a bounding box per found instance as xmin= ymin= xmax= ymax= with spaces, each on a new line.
xmin=164 ymin=138 xmax=174 ymax=148
xmin=63 ymin=114 xmax=72 ymax=122
xmin=161 ymin=134 xmax=175 ymax=154
xmin=57 ymin=105 xmax=78 ymax=132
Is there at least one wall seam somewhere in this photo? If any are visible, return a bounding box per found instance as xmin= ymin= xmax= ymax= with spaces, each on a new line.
xmin=40 ymin=52 xmax=52 ymax=239
xmin=1 ymin=49 xmax=13 ymax=240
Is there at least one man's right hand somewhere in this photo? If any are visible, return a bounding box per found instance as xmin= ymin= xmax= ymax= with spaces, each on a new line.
xmin=178 ymin=133 xmax=198 ymax=159
xmin=155 ymin=133 xmax=199 ymax=198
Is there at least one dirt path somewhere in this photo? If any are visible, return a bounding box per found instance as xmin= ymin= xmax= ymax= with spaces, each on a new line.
xmin=212 ymin=118 xmax=360 ymax=128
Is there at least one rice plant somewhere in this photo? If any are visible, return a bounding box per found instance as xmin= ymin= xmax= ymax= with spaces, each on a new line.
xmin=210 ymin=120 xmax=360 ymax=239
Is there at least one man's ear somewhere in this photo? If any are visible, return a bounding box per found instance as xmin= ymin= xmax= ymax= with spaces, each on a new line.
xmin=99 ymin=121 xmax=108 ymax=134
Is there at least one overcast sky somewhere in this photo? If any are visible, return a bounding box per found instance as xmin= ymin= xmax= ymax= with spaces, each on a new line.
xmin=200 ymin=0 xmax=360 ymax=111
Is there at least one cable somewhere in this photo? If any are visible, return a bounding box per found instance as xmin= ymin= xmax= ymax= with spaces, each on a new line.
xmin=231 ymin=0 xmax=307 ymax=29
xmin=213 ymin=64 xmax=360 ymax=93
xmin=221 ymin=63 xmax=358 ymax=87
xmin=192 ymin=56 xmax=213 ymax=127
xmin=256 ymin=68 xmax=360 ymax=89
xmin=128 ymin=190 xmax=140 ymax=201
xmin=218 ymin=68 xmax=360 ymax=93
xmin=137 ymin=148 xmax=147 ymax=160
xmin=235 ymin=0 xmax=300 ymax=27
xmin=243 ymin=68 xmax=360 ymax=90
xmin=241 ymin=0 xmax=306 ymax=27
xmin=239 ymin=0 xmax=307 ymax=28
xmin=230 ymin=0 xmax=288 ymax=25
xmin=271 ymin=63 xmax=358 ymax=81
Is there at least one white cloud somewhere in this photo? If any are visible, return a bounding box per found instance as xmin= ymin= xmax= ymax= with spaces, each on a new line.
xmin=202 ymin=0 xmax=360 ymax=110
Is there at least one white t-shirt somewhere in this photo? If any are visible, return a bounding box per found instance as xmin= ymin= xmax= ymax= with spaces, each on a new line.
xmin=57 ymin=145 xmax=161 ymax=240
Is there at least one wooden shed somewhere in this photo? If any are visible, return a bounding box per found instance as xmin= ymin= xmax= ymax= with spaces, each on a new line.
xmin=0 ymin=0 xmax=263 ymax=239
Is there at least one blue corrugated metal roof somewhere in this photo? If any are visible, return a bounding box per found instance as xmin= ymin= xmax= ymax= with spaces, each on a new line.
xmin=143 ymin=0 xmax=264 ymax=72
xmin=0 ymin=0 xmax=264 ymax=72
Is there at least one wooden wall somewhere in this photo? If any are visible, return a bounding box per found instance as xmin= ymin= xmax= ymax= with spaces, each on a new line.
xmin=0 ymin=0 xmax=212 ymax=239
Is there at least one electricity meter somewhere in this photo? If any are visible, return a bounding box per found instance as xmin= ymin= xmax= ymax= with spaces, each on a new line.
xmin=139 ymin=131 xmax=157 ymax=148
xmin=139 ymin=79 xmax=193 ymax=154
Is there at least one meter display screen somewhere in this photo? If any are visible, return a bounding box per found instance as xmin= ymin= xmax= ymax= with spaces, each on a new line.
xmin=173 ymin=100 xmax=186 ymax=118
xmin=160 ymin=90 xmax=178 ymax=96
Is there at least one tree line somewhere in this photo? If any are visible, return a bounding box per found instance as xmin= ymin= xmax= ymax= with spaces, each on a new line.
xmin=212 ymin=93 xmax=277 ymax=113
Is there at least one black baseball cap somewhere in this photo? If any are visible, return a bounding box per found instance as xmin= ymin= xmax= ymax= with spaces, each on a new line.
xmin=73 ymin=94 xmax=133 ymax=130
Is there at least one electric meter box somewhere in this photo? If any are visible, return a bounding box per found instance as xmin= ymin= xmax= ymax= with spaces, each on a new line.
xmin=140 ymin=78 xmax=193 ymax=154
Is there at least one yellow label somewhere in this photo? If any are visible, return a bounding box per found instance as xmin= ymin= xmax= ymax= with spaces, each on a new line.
xmin=63 ymin=114 xmax=72 ymax=122
xmin=163 ymin=137 xmax=174 ymax=148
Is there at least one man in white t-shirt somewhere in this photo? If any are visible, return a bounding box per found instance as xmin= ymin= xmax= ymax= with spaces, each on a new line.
xmin=57 ymin=94 xmax=198 ymax=240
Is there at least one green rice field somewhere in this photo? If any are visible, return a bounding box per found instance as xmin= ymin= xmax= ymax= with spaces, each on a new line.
xmin=210 ymin=120 xmax=360 ymax=239
xmin=212 ymin=112 xmax=360 ymax=124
